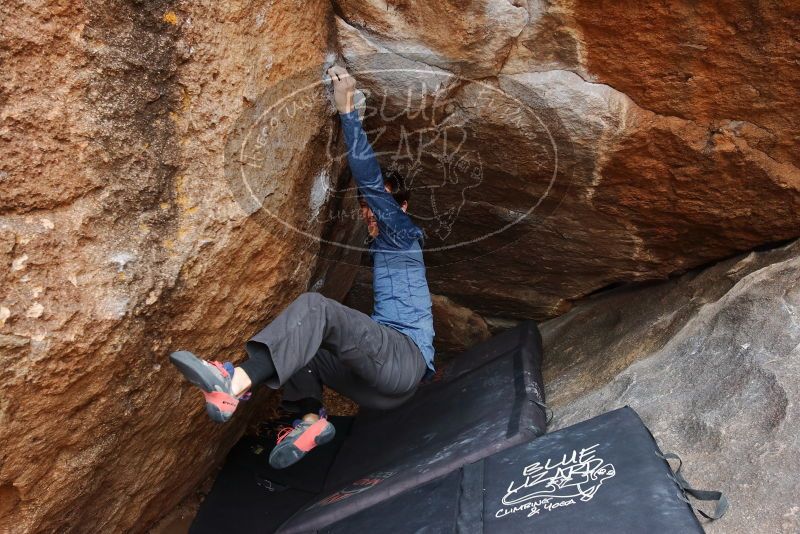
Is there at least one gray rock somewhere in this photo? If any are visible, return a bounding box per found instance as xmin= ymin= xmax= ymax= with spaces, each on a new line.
xmin=541 ymin=239 xmax=800 ymax=533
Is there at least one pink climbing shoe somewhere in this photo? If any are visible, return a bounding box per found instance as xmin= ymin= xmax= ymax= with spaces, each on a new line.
xmin=269 ymin=412 xmax=336 ymax=469
xmin=169 ymin=351 xmax=250 ymax=423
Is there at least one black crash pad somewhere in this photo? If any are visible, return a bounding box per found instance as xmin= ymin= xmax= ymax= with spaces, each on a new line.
xmin=324 ymin=407 xmax=722 ymax=534
xmin=278 ymin=321 xmax=546 ymax=533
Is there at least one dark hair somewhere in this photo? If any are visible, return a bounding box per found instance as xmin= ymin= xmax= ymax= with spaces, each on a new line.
xmin=384 ymin=169 xmax=410 ymax=205
xmin=357 ymin=169 xmax=411 ymax=205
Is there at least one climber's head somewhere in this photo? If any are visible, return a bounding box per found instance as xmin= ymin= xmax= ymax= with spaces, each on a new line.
xmin=358 ymin=170 xmax=410 ymax=238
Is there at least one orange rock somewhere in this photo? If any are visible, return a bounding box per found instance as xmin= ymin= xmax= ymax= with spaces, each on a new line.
xmin=334 ymin=0 xmax=528 ymax=77
xmin=0 ymin=1 xmax=336 ymax=532
xmin=332 ymin=4 xmax=800 ymax=319
xmin=431 ymin=294 xmax=491 ymax=355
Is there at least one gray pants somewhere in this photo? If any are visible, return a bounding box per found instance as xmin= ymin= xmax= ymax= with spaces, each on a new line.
xmin=245 ymin=292 xmax=427 ymax=411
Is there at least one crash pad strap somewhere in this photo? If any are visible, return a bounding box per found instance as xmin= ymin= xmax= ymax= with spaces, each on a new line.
xmin=456 ymin=461 xmax=484 ymax=534
xmin=658 ymin=451 xmax=729 ymax=520
xmin=506 ymin=351 xmax=523 ymax=437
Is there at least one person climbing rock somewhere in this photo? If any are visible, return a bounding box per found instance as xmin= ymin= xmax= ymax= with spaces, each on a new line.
xmin=170 ymin=65 xmax=435 ymax=470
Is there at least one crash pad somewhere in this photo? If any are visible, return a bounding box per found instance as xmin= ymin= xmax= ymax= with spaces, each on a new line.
xmin=322 ymin=407 xmax=727 ymax=534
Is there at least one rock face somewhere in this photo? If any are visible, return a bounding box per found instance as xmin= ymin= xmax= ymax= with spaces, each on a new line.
xmin=332 ymin=0 xmax=800 ymax=319
xmin=430 ymin=294 xmax=491 ymax=355
xmin=1 ymin=2 xmax=341 ymax=532
xmin=541 ymin=239 xmax=800 ymax=533
xmin=334 ymin=0 xmax=528 ymax=77
xmin=1 ymin=1 xmax=798 ymax=533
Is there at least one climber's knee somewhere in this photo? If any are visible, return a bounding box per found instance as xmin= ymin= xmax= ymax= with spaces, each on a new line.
xmin=297 ymin=291 xmax=327 ymax=308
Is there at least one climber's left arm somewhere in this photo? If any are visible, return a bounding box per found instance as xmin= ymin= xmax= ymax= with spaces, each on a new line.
xmin=330 ymin=65 xmax=421 ymax=248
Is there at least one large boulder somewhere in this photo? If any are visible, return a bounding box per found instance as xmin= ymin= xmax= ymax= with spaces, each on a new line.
xmin=541 ymin=239 xmax=800 ymax=533
xmin=332 ymin=1 xmax=800 ymax=319
xmin=0 ymin=2 xmax=341 ymax=532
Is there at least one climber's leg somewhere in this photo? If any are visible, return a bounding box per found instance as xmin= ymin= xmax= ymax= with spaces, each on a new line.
xmin=169 ymin=352 xmax=252 ymax=424
xmin=269 ymin=411 xmax=337 ymax=469
xmin=283 ymin=343 xmax=426 ymax=414
xmin=269 ymin=338 xmax=425 ymax=469
xmin=280 ymin=355 xmax=327 ymax=415
xmin=242 ymin=292 xmax=424 ymax=395
xmin=170 ymin=292 xmax=425 ymax=426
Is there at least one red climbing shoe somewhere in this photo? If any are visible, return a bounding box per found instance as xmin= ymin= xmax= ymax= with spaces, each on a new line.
xmin=169 ymin=350 xmax=250 ymax=423
xmin=269 ymin=413 xmax=336 ymax=469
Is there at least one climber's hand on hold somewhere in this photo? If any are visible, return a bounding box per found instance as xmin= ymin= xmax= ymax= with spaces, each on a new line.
xmin=328 ymin=65 xmax=356 ymax=114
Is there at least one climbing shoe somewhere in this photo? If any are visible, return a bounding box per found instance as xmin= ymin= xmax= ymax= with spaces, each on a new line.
xmin=169 ymin=350 xmax=250 ymax=423
xmin=269 ymin=412 xmax=336 ymax=469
